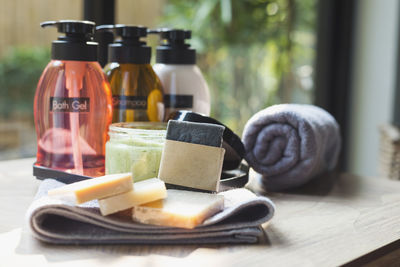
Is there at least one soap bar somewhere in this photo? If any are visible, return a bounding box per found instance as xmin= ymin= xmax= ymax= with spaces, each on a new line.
xmin=132 ymin=189 xmax=224 ymax=229
xmin=158 ymin=120 xmax=226 ymax=192
xmin=166 ymin=120 xmax=225 ymax=147
xmin=158 ymin=140 xmax=225 ymax=191
xmin=98 ymin=178 xmax=167 ymax=216
xmin=48 ymin=173 xmax=133 ymax=204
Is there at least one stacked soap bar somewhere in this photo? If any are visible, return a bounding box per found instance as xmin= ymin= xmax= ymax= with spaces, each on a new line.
xmin=48 ymin=173 xmax=133 ymax=204
xmin=48 ymin=174 xmax=167 ymax=215
xmin=48 ymin=173 xmax=225 ymax=229
xmin=132 ymin=189 xmax=224 ymax=229
xmin=99 ymin=178 xmax=167 ymax=216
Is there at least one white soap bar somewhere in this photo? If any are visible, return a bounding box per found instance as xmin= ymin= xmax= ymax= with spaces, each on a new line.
xmin=99 ymin=178 xmax=167 ymax=216
xmin=132 ymin=189 xmax=224 ymax=229
xmin=48 ymin=173 xmax=133 ymax=204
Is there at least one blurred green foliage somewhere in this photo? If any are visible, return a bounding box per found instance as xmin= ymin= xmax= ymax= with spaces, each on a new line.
xmin=159 ymin=0 xmax=316 ymax=133
xmin=0 ymin=47 xmax=50 ymax=119
xmin=0 ymin=0 xmax=316 ymax=134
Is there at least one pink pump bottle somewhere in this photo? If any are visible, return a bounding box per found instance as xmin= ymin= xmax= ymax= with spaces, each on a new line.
xmin=34 ymin=20 xmax=112 ymax=177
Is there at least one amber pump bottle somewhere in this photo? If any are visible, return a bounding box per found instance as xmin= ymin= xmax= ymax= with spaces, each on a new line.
xmin=97 ymin=25 xmax=164 ymax=122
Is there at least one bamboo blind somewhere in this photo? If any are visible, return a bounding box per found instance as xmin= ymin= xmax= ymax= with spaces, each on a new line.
xmin=0 ymin=0 xmax=164 ymax=56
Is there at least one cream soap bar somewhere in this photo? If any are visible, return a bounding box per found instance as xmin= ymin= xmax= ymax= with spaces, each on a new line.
xmin=99 ymin=178 xmax=167 ymax=216
xmin=158 ymin=120 xmax=225 ymax=192
xmin=132 ymin=189 xmax=224 ymax=229
xmin=48 ymin=173 xmax=133 ymax=204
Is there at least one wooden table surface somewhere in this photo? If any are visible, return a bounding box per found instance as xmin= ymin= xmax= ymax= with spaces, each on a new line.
xmin=1 ymin=158 xmax=400 ymax=266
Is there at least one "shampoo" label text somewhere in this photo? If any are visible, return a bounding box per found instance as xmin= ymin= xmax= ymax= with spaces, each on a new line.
xmin=112 ymin=95 xmax=148 ymax=110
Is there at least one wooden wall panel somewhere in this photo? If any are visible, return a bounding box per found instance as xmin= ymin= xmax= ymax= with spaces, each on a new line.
xmin=0 ymin=0 xmax=164 ymax=56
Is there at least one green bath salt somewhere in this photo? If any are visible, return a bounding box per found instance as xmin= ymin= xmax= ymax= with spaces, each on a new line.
xmin=105 ymin=122 xmax=166 ymax=182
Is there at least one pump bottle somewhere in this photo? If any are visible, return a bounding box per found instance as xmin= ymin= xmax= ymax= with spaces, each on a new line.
xmin=98 ymin=25 xmax=164 ymax=123
xmin=34 ymin=20 xmax=113 ymax=177
xmin=150 ymin=29 xmax=211 ymax=119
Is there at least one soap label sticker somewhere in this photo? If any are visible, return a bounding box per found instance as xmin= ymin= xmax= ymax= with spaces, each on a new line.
xmin=112 ymin=95 xmax=148 ymax=110
xmin=164 ymin=94 xmax=193 ymax=108
xmin=50 ymin=97 xmax=90 ymax=112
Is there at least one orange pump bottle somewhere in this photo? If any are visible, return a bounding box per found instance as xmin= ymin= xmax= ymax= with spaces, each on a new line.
xmin=34 ymin=20 xmax=112 ymax=177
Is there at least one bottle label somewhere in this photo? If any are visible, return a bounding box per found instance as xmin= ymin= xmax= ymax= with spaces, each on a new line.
xmin=50 ymin=97 xmax=90 ymax=112
xmin=164 ymin=94 xmax=193 ymax=108
xmin=112 ymin=95 xmax=148 ymax=110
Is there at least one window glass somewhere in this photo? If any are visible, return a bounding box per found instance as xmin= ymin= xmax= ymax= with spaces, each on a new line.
xmin=159 ymin=0 xmax=317 ymax=132
xmin=0 ymin=0 xmax=317 ymax=160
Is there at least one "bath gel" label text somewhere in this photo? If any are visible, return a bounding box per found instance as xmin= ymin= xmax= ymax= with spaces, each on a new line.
xmin=50 ymin=97 xmax=90 ymax=112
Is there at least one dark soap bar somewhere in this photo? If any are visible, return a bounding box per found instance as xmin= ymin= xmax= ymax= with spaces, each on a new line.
xmin=166 ymin=120 xmax=225 ymax=147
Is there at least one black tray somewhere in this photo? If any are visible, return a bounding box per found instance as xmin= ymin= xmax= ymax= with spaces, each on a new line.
xmin=33 ymin=162 xmax=249 ymax=190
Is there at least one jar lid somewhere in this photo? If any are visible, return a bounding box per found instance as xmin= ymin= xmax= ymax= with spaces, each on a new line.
xmin=168 ymin=111 xmax=245 ymax=170
xmin=109 ymin=122 xmax=167 ymax=135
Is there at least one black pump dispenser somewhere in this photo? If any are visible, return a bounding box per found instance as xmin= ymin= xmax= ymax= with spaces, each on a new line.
xmin=97 ymin=25 xmax=151 ymax=64
xmin=41 ymin=20 xmax=98 ymax=61
xmin=149 ymin=29 xmax=196 ymax=65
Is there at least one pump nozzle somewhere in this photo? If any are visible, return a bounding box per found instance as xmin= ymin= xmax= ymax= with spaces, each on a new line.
xmin=161 ymin=29 xmax=191 ymax=43
xmin=97 ymin=24 xmax=147 ymax=44
xmin=96 ymin=24 xmax=151 ymax=64
xmin=148 ymin=29 xmax=191 ymax=45
xmin=41 ymin=20 xmax=95 ymax=39
xmin=40 ymin=20 xmax=98 ymax=61
xmin=149 ymin=28 xmax=196 ymax=64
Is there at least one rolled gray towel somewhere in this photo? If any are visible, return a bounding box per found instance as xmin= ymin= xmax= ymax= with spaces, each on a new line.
xmin=242 ymin=104 xmax=341 ymax=191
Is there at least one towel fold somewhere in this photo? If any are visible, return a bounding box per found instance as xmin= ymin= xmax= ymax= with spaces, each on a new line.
xmin=26 ymin=179 xmax=275 ymax=245
xmin=242 ymin=104 xmax=341 ymax=191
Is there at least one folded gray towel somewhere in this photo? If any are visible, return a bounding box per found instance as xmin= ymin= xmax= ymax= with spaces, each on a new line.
xmin=26 ymin=179 xmax=275 ymax=245
xmin=242 ymin=104 xmax=341 ymax=191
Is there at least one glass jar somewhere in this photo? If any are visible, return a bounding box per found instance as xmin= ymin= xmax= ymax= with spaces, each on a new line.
xmin=105 ymin=122 xmax=166 ymax=181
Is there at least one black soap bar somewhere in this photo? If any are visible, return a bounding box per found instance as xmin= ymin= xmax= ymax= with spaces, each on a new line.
xmin=166 ymin=120 xmax=225 ymax=147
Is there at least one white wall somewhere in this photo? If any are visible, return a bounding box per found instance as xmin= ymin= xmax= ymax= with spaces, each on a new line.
xmin=348 ymin=0 xmax=399 ymax=177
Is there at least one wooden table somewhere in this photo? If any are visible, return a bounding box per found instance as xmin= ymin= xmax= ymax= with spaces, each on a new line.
xmin=1 ymin=158 xmax=400 ymax=266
